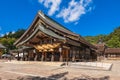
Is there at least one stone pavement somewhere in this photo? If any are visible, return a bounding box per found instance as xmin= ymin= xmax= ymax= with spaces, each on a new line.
xmin=69 ymin=62 xmax=112 ymax=71
xmin=0 ymin=60 xmax=120 ymax=80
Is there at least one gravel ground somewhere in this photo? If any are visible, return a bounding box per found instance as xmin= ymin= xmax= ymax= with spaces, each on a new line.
xmin=0 ymin=60 xmax=120 ymax=80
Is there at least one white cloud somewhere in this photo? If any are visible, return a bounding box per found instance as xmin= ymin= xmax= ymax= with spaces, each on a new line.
xmin=38 ymin=0 xmax=93 ymax=23
xmin=12 ymin=31 xmax=15 ymax=34
xmin=57 ymin=0 xmax=92 ymax=23
xmin=0 ymin=34 xmax=4 ymax=37
xmin=38 ymin=0 xmax=61 ymax=16
xmin=6 ymin=32 xmax=9 ymax=35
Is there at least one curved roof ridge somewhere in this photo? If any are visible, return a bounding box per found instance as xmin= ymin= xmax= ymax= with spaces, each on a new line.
xmin=38 ymin=11 xmax=79 ymax=37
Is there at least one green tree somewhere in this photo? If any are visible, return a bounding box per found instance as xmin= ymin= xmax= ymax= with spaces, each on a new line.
xmin=0 ymin=38 xmax=16 ymax=50
xmin=84 ymin=35 xmax=107 ymax=44
xmin=13 ymin=29 xmax=25 ymax=38
xmin=107 ymin=36 xmax=120 ymax=48
xmin=0 ymin=29 xmax=26 ymax=52
xmin=105 ymin=27 xmax=120 ymax=48
xmin=2 ymin=29 xmax=25 ymax=39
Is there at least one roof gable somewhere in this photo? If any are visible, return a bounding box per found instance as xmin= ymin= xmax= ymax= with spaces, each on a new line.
xmin=14 ymin=11 xmax=96 ymax=49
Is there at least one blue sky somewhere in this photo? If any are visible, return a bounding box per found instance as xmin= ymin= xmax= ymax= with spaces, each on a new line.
xmin=0 ymin=0 xmax=120 ymax=37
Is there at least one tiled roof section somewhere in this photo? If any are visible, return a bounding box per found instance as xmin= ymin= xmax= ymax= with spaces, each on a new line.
xmin=38 ymin=12 xmax=96 ymax=49
xmin=38 ymin=11 xmax=79 ymax=37
xmin=95 ymin=43 xmax=106 ymax=52
xmin=105 ymin=48 xmax=120 ymax=54
xmin=14 ymin=11 xmax=96 ymax=49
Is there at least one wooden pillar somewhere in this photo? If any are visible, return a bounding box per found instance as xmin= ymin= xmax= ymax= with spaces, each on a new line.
xmin=59 ymin=51 xmax=63 ymax=62
xmin=59 ymin=47 xmax=63 ymax=62
xmin=79 ymin=50 xmax=81 ymax=61
xmin=22 ymin=50 xmax=25 ymax=61
xmin=70 ymin=48 xmax=73 ymax=61
xmin=51 ymin=52 xmax=54 ymax=61
xmin=72 ymin=48 xmax=75 ymax=62
xmin=17 ymin=51 xmax=20 ymax=61
xmin=75 ymin=49 xmax=77 ymax=61
xmin=28 ymin=51 xmax=30 ymax=61
xmin=66 ymin=49 xmax=69 ymax=65
xmin=45 ymin=52 xmax=47 ymax=61
xmin=34 ymin=53 xmax=38 ymax=61
xmin=84 ymin=48 xmax=87 ymax=61
xmin=41 ymin=52 xmax=44 ymax=61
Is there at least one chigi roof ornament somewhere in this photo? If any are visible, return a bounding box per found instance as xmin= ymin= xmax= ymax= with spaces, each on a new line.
xmin=38 ymin=11 xmax=46 ymax=19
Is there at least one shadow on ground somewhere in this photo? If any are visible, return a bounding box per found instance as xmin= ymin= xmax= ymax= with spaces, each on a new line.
xmin=8 ymin=72 xmax=110 ymax=80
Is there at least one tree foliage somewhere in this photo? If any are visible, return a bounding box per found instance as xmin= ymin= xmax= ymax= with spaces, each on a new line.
xmin=84 ymin=35 xmax=107 ymax=44
xmin=105 ymin=27 xmax=120 ymax=47
xmin=0 ymin=29 xmax=26 ymax=51
xmin=1 ymin=26 xmax=120 ymax=52
xmin=84 ymin=26 xmax=120 ymax=48
xmin=3 ymin=29 xmax=25 ymax=38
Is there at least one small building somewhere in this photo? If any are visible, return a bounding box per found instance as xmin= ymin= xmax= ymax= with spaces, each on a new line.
xmin=105 ymin=48 xmax=120 ymax=60
xmin=96 ymin=41 xmax=120 ymax=60
xmin=14 ymin=11 xmax=97 ymax=62
xmin=10 ymin=46 xmax=34 ymax=61
xmin=95 ymin=43 xmax=106 ymax=60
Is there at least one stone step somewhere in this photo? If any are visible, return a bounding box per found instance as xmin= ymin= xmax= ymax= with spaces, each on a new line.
xmin=68 ymin=62 xmax=113 ymax=71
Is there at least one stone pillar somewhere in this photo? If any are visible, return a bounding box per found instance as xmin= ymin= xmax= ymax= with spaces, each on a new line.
xmin=51 ymin=52 xmax=54 ymax=61
xmin=41 ymin=52 xmax=44 ymax=61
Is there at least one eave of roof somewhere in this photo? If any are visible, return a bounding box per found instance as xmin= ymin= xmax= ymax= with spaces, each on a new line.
xmin=38 ymin=11 xmax=97 ymax=49
xmin=105 ymin=48 xmax=120 ymax=54
xmin=14 ymin=11 xmax=96 ymax=49
xmin=15 ymin=25 xmax=66 ymax=47
xmin=14 ymin=13 xmax=39 ymax=46
xmin=38 ymin=11 xmax=79 ymax=37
